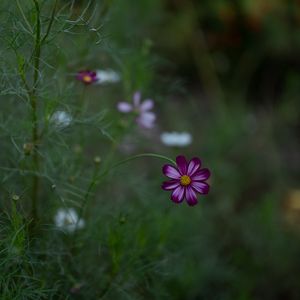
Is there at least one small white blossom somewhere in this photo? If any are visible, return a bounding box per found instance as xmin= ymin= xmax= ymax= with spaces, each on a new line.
xmin=160 ymin=131 xmax=192 ymax=147
xmin=54 ymin=208 xmax=85 ymax=233
xmin=50 ymin=111 xmax=72 ymax=129
xmin=96 ymin=69 xmax=120 ymax=84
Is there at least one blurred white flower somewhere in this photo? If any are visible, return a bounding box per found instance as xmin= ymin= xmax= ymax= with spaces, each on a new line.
xmin=50 ymin=111 xmax=72 ymax=129
xmin=160 ymin=131 xmax=192 ymax=147
xmin=54 ymin=208 xmax=85 ymax=233
xmin=96 ymin=69 xmax=120 ymax=84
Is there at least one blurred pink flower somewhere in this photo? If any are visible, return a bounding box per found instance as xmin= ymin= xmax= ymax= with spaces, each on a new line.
xmin=76 ymin=69 xmax=120 ymax=85
xmin=117 ymin=91 xmax=156 ymax=129
xmin=76 ymin=70 xmax=98 ymax=85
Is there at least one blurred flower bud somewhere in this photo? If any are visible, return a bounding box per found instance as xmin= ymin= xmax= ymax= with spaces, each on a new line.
xmin=23 ymin=143 xmax=34 ymax=155
xmin=119 ymin=215 xmax=126 ymax=224
xmin=73 ymin=144 xmax=82 ymax=154
xmin=94 ymin=156 xmax=101 ymax=164
xmin=50 ymin=110 xmax=72 ymax=129
xmin=12 ymin=194 xmax=20 ymax=201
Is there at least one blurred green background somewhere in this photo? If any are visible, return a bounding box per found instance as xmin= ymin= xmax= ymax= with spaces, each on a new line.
xmin=1 ymin=0 xmax=300 ymax=299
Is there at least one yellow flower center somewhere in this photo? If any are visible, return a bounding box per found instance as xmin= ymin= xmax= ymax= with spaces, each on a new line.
xmin=180 ymin=175 xmax=191 ymax=186
xmin=83 ymin=75 xmax=92 ymax=83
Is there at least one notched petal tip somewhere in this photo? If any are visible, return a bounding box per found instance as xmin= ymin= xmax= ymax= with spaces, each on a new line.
xmin=202 ymin=184 xmax=210 ymax=194
xmin=175 ymin=155 xmax=186 ymax=160
xmin=191 ymin=182 xmax=210 ymax=195
xmin=204 ymin=168 xmax=211 ymax=179
xmin=185 ymin=186 xmax=198 ymax=206
xmin=187 ymin=157 xmax=202 ymax=176
xmin=191 ymin=168 xmax=211 ymax=181
xmin=187 ymin=199 xmax=198 ymax=206
xmin=191 ymin=157 xmax=201 ymax=166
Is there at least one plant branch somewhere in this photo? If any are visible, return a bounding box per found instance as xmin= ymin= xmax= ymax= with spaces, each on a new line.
xmin=30 ymin=0 xmax=42 ymax=224
xmin=97 ymin=153 xmax=176 ymax=182
xmin=16 ymin=0 xmax=33 ymax=34
xmin=41 ymin=0 xmax=58 ymax=44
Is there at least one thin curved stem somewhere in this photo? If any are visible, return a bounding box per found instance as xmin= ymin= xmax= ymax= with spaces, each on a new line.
xmin=78 ymin=153 xmax=175 ymax=224
xmin=32 ymin=0 xmax=41 ymax=89
xmin=112 ymin=153 xmax=176 ymax=169
xmin=75 ymin=165 xmax=100 ymax=230
xmin=97 ymin=153 xmax=175 ymax=181
xmin=16 ymin=0 xmax=33 ymax=34
xmin=41 ymin=0 xmax=58 ymax=44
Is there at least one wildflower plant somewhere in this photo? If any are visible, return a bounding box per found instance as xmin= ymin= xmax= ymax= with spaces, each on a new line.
xmin=0 ymin=0 xmax=211 ymax=298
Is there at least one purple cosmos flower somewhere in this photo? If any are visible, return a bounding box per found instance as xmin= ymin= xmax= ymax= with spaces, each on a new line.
xmin=117 ymin=91 xmax=156 ymax=129
xmin=76 ymin=70 xmax=98 ymax=85
xmin=162 ymin=155 xmax=210 ymax=206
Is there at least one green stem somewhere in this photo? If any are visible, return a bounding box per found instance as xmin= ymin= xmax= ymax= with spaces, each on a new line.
xmin=32 ymin=0 xmax=41 ymax=88
xmin=95 ymin=153 xmax=174 ymax=297
xmin=112 ymin=153 xmax=175 ymax=169
xmin=97 ymin=153 xmax=175 ymax=182
xmin=76 ymin=166 xmax=100 ymax=229
xmin=16 ymin=0 xmax=33 ymax=34
xmin=77 ymin=153 xmax=174 ymax=228
xmin=79 ymin=85 xmax=87 ymax=115
xmin=41 ymin=0 xmax=58 ymax=44
xmin=30 ymin=0 xmax=42 ymax=223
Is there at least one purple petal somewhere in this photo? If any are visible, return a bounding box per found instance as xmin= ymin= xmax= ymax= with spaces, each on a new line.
xmin=185 ymin=186 xmax=198 ymax=206
xmin=117 ymin=102 xmax=133 ymax=113
xmin=133 ymin=91 xmax=141 ymax=107
xmin=191 ymin=181 xmax=209 ymax=194
xmin=142 ymin=112 xmax=156 ymax=122
xmin=191 ymin=168 xmax=211 ymax=181
xmin=140 ymin=99 xmax=154 ymax=112
xmin=136 ymin=118 xmax=154 ymax=129
xmin=136 ymin=112 xmax=156 ymax=128
xmin=162 ymin=164 xmax=181 ymax=179
xmin=187 ymin=158 xmax=201 ymax=176
xmin=171 ymin=186 xmax=185 ymax=203
xmin=162 ymin=180 xmax=180 ymax=191
xmin=176 ymin=155 xmax=188 ymax=175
